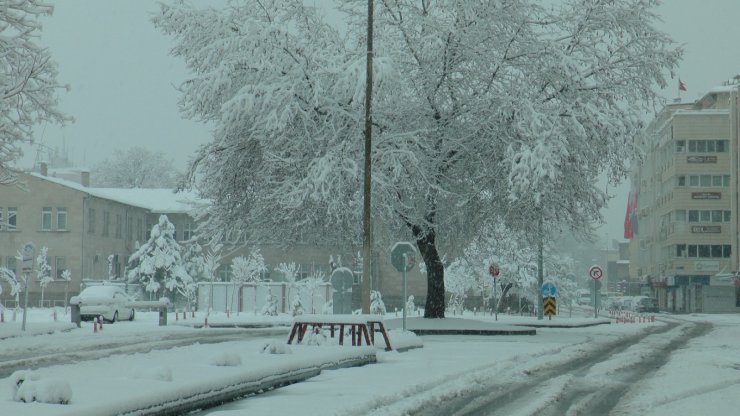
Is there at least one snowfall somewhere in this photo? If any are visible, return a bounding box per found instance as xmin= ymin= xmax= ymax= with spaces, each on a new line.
xmin=0 ymin=307 xmax=738 ymax=415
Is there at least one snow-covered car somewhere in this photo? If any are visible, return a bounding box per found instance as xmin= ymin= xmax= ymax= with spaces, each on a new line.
xmin=634 ymin=297 xmax=659 ymax=313
xmin=72 ymin=286 xmax=135 ymax=323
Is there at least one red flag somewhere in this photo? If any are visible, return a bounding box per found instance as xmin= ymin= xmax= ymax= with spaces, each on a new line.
xmin=624 ymin=192 xmax=633 ymax=239
xmin=679 ymin=79 xmax=687 ymax=92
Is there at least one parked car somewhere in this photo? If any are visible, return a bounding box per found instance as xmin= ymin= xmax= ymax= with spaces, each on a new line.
xmin=635 ymin=297 xmax=659 ymax=313
xmin=72 ymin=285 xmax=135 ymax=323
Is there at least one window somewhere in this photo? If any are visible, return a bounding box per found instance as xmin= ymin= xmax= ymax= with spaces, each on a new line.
xmin=711 ymin=245 xmax=723 ymax=258
xmin=676 ymin=140 xmax=685 ymax=152
xmin=724 ymin=175 xmax=731 ymax=187
xmin=172 ymin=223 xmax=178 ymax=241
xmin=115 ymin=214 xmax=122 ymax=238
xmin=674 ymin=210 xmax=686 ymax=222
xmin=55 ymin=257 xmax=66 ymax=279
xmin=7 ymin=207 xmax=17 ymax=230
xmin=700 ymin=211 xmax=711 ymax=222
xmin=724 ymin=245 xmax=732 ymax=258
xmin=102 ymin=211 xmax=110 ymax=236
xmin=697 ymin=140 xmax=707 ymax=152
xmin=676 ymin=244 xmax=686 ymax=257
xmin=677 ymin=175 xmax=686 ymax=186
xmin=700 ymin=175 xmax=711 ymax=187
xmin=689 ymin=176 xmax=699 ymax=187
xmin=87 ymin=208 xmax=95 ymax=234
xmin=183 ymin=223 xmax=193 ymax=241
xmin=725 ymin=211 xmax=732 ymax=222
xmin=698 ymin=245 xmax=711 ymax=257
xmin=126 ymin=217 xmax=133 ymax=241
xmin=688 ymin=210 xmax=699 ymax=222
xmin=146 ymin=221 xmax=152 ymax=240
xmin=688 ymin=140 xmax=697 ymax=152
xmin=712 ymin=175 xmax=723 ymax=187
xmin=712 ymin=210 xmax=723 ymax=222
xmin=137 ymin=219 xmax=143 ymax=242
xmin=57 ymin=208 xmax=67 ymax=230
xmin=41 ymin=207 xmax=52 ymax=230
xmin=688 ymin=245 xmax=698 ymax=257
xmin=717 ymin=140 xmax=729 ymax=152
xmin=6 ymin=256 xmax=17 ymax=275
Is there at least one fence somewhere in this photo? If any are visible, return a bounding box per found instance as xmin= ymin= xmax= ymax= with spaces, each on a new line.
xmin=196 ymin=282 xmax=332 ymax=314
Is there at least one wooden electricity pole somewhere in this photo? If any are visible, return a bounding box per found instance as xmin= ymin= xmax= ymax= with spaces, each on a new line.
xmin=361 ymin=0 xmax=374 ymax=314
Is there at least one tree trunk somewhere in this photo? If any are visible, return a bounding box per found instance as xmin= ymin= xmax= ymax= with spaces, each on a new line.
xmin=412 ymin=225 xmax=445 ymax=318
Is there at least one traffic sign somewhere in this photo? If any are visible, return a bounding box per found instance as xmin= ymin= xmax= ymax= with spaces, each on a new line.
xmin=488 ymin=263 xmax=500 ymax=278
xmin=543 ymin=297 xmax=557 ymax=317
xmin=588 ymin=265 xmax=604 ymax=281
xmin=391 ymin=242 xmax=416 ymax=273
xmin=541 ymin=282 xmax=557 ymax=297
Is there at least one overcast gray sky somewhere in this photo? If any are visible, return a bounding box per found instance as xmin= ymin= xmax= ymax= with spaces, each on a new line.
xmin=25 ymin=0 xmax=740 ymax=242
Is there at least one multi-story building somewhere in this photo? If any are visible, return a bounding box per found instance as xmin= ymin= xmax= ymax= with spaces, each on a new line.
xmin=0 ymin=164 xmax=428 ymax=311
xmin=628 ymin=82 xmax=740 ymax=313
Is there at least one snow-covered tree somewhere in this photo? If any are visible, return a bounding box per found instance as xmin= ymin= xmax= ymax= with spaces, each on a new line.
xmin=291 ymin=293 xmax=304 ymax=317
xmin=0 ymin=2 xmax=69 ymax=185
xmin=370 ymin=290 xmax=386 ymax=316
xmin=260 ymin=289 xmax=278 ymax=316
xmin=0 ymin=267 xmax=20 ymax=306
xmin=92 ymin=146 xmax=180 ymax=188
xmin=154 ymin=0 xmax=680 ymax=318
xmin=302 ymin=269 xmax=327 ymax=314
xmin=36 ymin=247 xmax=53 ymax=307
xmin=126 ymin=215 xmax=189 ymax=299
xmin=203 ymin=244 xmax=223 ymax=316
xmin=180 ymin=242 xmax=206 ymax=311
xmin=60 ymin=269 xmax=71 ymax=311
xmin=275 ymin=262 xmax=299 ymax=313
xmin=230 ymin=248 xmax=266 ymax=315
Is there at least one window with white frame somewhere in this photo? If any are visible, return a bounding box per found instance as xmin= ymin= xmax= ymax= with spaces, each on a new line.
xmin=102 ymin=211 xmax=110 ymax=236
xmin=183 ymin=223 xmax=193 ymax=241
xmin=88 ymin=208 xmax=95 ymax=234
xmin=41 ymin=207 xmax=52 ymax=230
xmin=55 ymin=256 xmax=66 ymax=279
xmin=115 ymin=214 xmax=122 ymax=238
xmin=57 ymin=208 xmax=67 ymax=230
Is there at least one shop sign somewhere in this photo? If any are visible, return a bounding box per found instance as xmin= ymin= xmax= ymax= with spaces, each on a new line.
xmin=690 ymin=225 xmax=721 ymax=233
xmin=691 ymin=192 xmax=721 ymax=200
xmin=687 ymin=155 xmax=717 ymax=163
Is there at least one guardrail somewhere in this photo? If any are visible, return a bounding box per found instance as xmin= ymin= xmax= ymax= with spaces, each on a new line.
xmin=68 ymin=298 xmax=171 ymax=327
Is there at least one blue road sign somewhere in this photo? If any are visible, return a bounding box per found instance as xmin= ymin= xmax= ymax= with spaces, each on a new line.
xmin=541 ymin=282 xmax=557 ymax=297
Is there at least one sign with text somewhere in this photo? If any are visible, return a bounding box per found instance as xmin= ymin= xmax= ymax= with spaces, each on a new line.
xmin=687 ymin=155 xmax=717 ymax=163
xmin=691 ymin=192 xmax=721 ymax=200
xmin=691 ymin=225 xmax=721 ymax=233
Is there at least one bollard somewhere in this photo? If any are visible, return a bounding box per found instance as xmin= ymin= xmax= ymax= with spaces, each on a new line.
xmin=176 ymin=310 xmax=179 ymax=321
xmin=53 ymin=310 xmax=57 ymax=322
xmin=205 ymin=317 xmax=208 ymax=327
xmin=99 ymin=315 xmax=104 ymax=331
xmin=1 ymin=310 xmax=3 ymax=323
xmin=93 ymin=317 xmax=98 ymax=333
xmin=183 ymin=310 xmax=187 ymax=320
xmin=192 ymin=307 xmax=195 ymax=318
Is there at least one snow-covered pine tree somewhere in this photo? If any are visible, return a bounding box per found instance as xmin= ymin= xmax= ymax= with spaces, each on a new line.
xmin=260 ymin=289 xmax=278 ymax=316
xmin=36 ymin=247 xmax=53 ymax=307
xmin=154 ymin=0 xmax=680 ymax=318
xmin=126 ymin=215 xmax=189 ymax=300
xmin=0 ymin=1 xmax=69 ymax=184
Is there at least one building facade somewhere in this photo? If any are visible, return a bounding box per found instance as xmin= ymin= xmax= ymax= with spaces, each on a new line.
xmin=0 ymin=166 xmax=428 ymax=310
xmin=628 ymin=83 xmax=740 ymax=313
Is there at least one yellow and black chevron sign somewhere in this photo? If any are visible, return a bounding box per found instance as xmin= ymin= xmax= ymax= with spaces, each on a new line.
xmin=543 ymin=297 xmax=557 ymax=317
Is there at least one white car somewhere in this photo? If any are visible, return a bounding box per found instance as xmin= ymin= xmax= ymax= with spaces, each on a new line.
xmin=72 ymin=286 xmax=135 ymax=323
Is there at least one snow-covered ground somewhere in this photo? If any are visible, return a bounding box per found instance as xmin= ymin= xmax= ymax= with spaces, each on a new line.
xmin=0 ymin=308 xmax=738 ymax=415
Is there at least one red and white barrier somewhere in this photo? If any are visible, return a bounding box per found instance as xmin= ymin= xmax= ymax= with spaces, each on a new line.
xmin=93 ymin=317 xmax=98 ymax=333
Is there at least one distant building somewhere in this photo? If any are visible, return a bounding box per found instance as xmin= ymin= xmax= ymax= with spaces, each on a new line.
xmin=627 ymin=81 xmax=740 ymax=313
xmin=0 ymin=164 xmax=427 ymax=311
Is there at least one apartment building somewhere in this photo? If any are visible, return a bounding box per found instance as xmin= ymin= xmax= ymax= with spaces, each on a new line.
xmin=628 ymin=82 xmax=740 ymax=313
xmin=0 ymin=165 xmax=428 ymax=311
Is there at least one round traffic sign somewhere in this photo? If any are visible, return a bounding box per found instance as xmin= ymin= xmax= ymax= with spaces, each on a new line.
xmin=541 ymin=282 xmax=557 ymax=297
xmin=488 ymin=263 xmax=500 ymax=278
xmin=588 ymin=265 xmax=604 ymax=281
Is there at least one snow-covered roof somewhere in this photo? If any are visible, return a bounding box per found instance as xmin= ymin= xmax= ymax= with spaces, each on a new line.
xmin=29 ymin=172 xmax=208 ymax=214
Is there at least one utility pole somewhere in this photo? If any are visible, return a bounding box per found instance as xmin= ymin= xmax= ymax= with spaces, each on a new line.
xmin=537 ymin=215 xmax=544 ymax=320
xmin=361 ymin=0 xmax=374 ymax=314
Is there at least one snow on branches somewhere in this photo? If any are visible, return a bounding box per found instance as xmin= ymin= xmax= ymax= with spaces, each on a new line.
xmin=0 ymin=1 xmax=69 ymax=184
xmin=126 ymin=215 xmax=191 ymax=299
